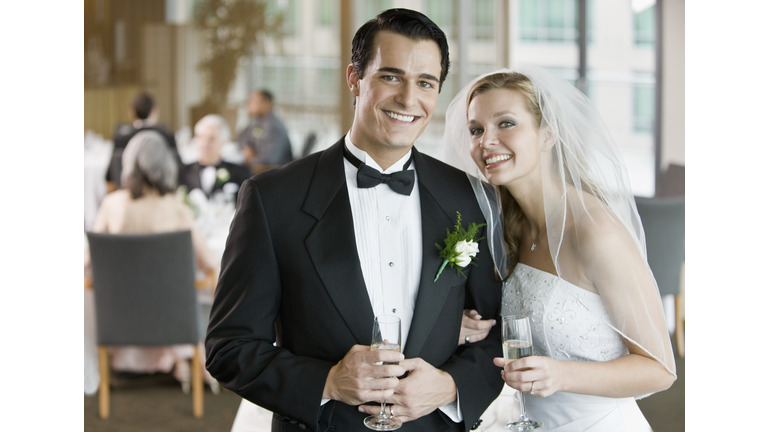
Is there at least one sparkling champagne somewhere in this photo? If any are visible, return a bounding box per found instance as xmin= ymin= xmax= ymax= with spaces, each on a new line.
xmin=503 ymin=339 xmax=533 ymax=364
xmin=372 ymin=342 xmax=401 ymax=365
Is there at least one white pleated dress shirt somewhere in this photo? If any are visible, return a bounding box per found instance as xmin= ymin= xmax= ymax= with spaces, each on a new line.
xmin=344 ymin=135 xmax=422 ymax=349
xmin=334 ymin=134 xmax=461 ymax=422
xmin=200 ymin=165 xmax=216 ymax=195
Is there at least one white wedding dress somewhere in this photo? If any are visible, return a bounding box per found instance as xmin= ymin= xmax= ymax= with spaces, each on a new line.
xmin=476 ymin=263 xmax=652 ymax=432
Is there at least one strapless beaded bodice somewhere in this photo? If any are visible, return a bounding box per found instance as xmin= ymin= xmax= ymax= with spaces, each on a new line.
xmin=501 ymin=263 xmax=629 ymax=363
xmin=478 ymin=264 xmax=650 ymax=431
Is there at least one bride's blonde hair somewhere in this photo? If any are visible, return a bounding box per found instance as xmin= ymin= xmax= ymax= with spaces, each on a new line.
xmin=466 ymin=72 xmax=604 ymax=270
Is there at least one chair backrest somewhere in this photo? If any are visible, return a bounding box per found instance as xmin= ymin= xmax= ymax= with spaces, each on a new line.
xmin=301 ymin=132 xmax=317 ymax=158
xmin=87 ymin=231 xmax=200 ymax=346
xmin=635 ymin=196 xmax=685 ymax=296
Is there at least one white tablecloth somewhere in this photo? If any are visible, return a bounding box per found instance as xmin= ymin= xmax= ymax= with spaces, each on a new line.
xmin=84 ymin=133 xmax=112 ymax=231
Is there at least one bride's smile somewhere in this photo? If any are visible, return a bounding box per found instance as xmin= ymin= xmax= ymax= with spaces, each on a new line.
xmin=467 ymin=88 xmax=543 ymax=189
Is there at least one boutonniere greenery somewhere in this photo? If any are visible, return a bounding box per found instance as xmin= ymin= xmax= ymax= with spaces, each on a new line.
xmin=434 ymin=212 xmax=485 ymax=282
xmin=216 ymin=167 xmax=231 ymax=184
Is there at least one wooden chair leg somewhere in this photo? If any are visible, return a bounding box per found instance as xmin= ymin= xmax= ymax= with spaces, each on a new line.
xmin=192 ymin=345 xmax=203 ymax=418
xmin=675 ymin=262 xmax=685 ymax=357
xmin=675 ymin=295 xmax=685 ymax=357
xmin=98 ymin=346 xmax=110 ymax=419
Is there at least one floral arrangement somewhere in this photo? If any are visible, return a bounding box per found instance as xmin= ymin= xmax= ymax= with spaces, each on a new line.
xmin=434 ymin=212 xmax=485 ymax=282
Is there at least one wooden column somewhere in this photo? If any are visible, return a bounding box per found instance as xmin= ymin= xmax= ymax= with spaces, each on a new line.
xmin=495 ymin=0 xmax=510 ymax=69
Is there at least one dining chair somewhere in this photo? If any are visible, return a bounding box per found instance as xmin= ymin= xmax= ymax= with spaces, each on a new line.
xmin=87 ymin=230 xmax=205 ymax=419
xmin=635 ymin=196 xmax=685 ymax=357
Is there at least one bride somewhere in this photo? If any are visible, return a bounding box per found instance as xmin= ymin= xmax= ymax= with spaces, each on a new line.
xmin=442 ymin=66 xmax=676 ymax=431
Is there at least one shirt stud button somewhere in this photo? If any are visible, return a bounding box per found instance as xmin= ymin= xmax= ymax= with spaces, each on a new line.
xmin=389 ymin=262 xmax=394 ymax=267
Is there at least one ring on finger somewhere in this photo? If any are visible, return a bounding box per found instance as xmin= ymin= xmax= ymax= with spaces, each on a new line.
xmin=530 ymin=381 xmax=535 ymax=396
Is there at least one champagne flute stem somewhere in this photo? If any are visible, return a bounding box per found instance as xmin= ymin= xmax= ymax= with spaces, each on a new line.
xmin=380 ymin=400 xmax=388 ymax=418
xmin=519 ymin=390 xmax=528 ymax=421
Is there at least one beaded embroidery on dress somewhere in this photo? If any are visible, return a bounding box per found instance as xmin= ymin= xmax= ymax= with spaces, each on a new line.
xmin=477 ymin=263 xmax=651 ymax=432
xmin=502 ymin=264 xmax=629 ymax=363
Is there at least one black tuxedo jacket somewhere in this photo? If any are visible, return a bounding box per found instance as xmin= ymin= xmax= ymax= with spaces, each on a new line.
xmin=107 ymin=125 xmax=178 ymax=183
xmin=113 ymin=125 xmax=177 ymax=150
xmin=178 ymin=161 xmax=252 ymax=199
xmin=205 ymin=138 xmax=503 ymax=432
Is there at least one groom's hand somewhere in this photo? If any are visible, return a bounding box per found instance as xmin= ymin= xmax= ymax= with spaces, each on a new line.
xmin=358 ymin=357 xmax=457 ymax=423
xmin=323 ymin=344 xmax=405 ymax=406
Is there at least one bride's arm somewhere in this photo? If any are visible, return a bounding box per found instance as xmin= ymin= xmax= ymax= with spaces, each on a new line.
xmin=494 ymin=341 xmax=673 ymax=398
xmin=494 ymin=213 xmax=676 ymax=398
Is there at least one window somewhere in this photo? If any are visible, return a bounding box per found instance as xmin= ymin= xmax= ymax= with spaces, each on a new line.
xmin=424 ymin=0 xmax=455 ymax=31
xmin=519 ymin=0 xmax=593 ymax=43
xmin=318 ymin=0 xmax=335 ymax=27
xmin=520 ymin=0 xmax=577 ymax=42
xmin=360 ymin=0 xmax=393 ymax=21
xmin=251 ymin=57 xmax=339 ymax=107
xmin=633 ymin=82 xmax=655 ymax=133
xmin=267 ymin=0 xmax=300 ymax=36
xmin=634 ymin=5 xmax=655 ymax=47
xmin=474 ymin=0 xmax=494 ymax=40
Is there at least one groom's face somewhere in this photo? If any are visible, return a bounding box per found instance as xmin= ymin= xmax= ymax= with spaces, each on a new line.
xmin=347 ymin=31 xmax=441 ymax=155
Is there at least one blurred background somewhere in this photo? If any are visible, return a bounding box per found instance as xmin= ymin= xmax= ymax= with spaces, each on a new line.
xmin=84 ymin=0 xmax=684 ymax=198
xmin=83 ymin=1 xmax=685 ymax=431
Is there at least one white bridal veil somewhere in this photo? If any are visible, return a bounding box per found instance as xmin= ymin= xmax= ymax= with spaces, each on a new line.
xmin=442 ymin=65 xmax=676 ymax=383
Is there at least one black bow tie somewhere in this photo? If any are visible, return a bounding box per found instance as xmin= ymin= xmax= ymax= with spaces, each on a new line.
xmin=343 ymin=145 xmax=415 ymax=196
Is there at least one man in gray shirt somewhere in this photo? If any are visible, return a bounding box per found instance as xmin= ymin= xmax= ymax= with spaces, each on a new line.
xmin=238 ymin=90 xmax=293 ymax=169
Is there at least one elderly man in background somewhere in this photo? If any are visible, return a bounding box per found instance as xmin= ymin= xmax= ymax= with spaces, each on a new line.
xmin=238 ymin=90 xmax=293 ymax=170
xmin=178 ymin=114 xmax=251 ymax=199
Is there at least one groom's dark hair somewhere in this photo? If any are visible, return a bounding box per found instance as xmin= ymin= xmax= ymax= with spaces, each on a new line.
xmin=351 ymin=8 xmax=450 ymax=92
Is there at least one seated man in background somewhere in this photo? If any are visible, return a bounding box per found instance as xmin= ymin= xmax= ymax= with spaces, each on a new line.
xmin=179 ymin=114 xmax=251 ymax=199
xmin=238 ymin=90 xmax=293 ymax=170
xmin=107 ymin=92 xmax=178 ymax=188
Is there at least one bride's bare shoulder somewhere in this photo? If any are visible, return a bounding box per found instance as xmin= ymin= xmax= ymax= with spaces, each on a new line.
xmin=569 ymin=194 xmax=638 ymax=256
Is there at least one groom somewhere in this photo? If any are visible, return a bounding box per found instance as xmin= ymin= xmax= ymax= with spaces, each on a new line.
xmin=205 ymin=9 xmax=502 ymax=432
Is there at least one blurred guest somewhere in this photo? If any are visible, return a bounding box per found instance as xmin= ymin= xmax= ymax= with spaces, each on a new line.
xmin=106 ymin=92 xmax=179 ymax=187
xmin=179 ymin=114 xmax=251 ymax=199
xmin=238 ymin=90 xmax=293 ymax=168
xmin=89 ymin=130 xmax=218 ymax=393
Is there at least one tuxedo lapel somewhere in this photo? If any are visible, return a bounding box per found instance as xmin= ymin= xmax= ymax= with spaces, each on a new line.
xmin=404 ymin=150 xmax=466 ymax=359
xmin=184 ymin=163 xmax=203 ymax=191
xmin=303 ymin=139 xmax=374 ymax=344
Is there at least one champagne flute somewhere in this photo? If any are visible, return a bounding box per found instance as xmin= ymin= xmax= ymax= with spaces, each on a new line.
xmin=364 ymin=315 xmax=402 ymax=431
xmin=502 ymin=315 xmax=542 ymax=431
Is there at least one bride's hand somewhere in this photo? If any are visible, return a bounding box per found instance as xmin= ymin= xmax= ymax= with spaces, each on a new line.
xmin=459 ymin=309 xmax=496 ymax=346
xmin=493 ymin=356 xmax=560 ymax=397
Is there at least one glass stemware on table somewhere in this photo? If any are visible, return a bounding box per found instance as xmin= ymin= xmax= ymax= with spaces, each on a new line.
xmin=502 ymin=315 xmax=542 ymax=431
xmin=364 ymin=315 xmax=402 ymax=431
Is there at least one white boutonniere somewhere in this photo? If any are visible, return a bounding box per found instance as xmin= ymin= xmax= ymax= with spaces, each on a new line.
xmin=434 ymin=212 xmax=485 ymax=282
xmin=216 ymin=167 xmax=231 ymax=183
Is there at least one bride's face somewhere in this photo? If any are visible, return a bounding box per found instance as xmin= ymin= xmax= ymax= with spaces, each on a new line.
xmin=467 ymin=88 xmax=542 ymax=188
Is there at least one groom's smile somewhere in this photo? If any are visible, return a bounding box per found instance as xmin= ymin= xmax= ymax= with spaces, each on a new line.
xmin=383 ymin=110 xmax=418 ymax=123
xmin=347 ymin=30 xmax=442 ymax=169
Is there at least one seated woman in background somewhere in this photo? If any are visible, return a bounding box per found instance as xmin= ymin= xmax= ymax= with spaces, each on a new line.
xmin=90 ymin=130 xmax=219 ymax=394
